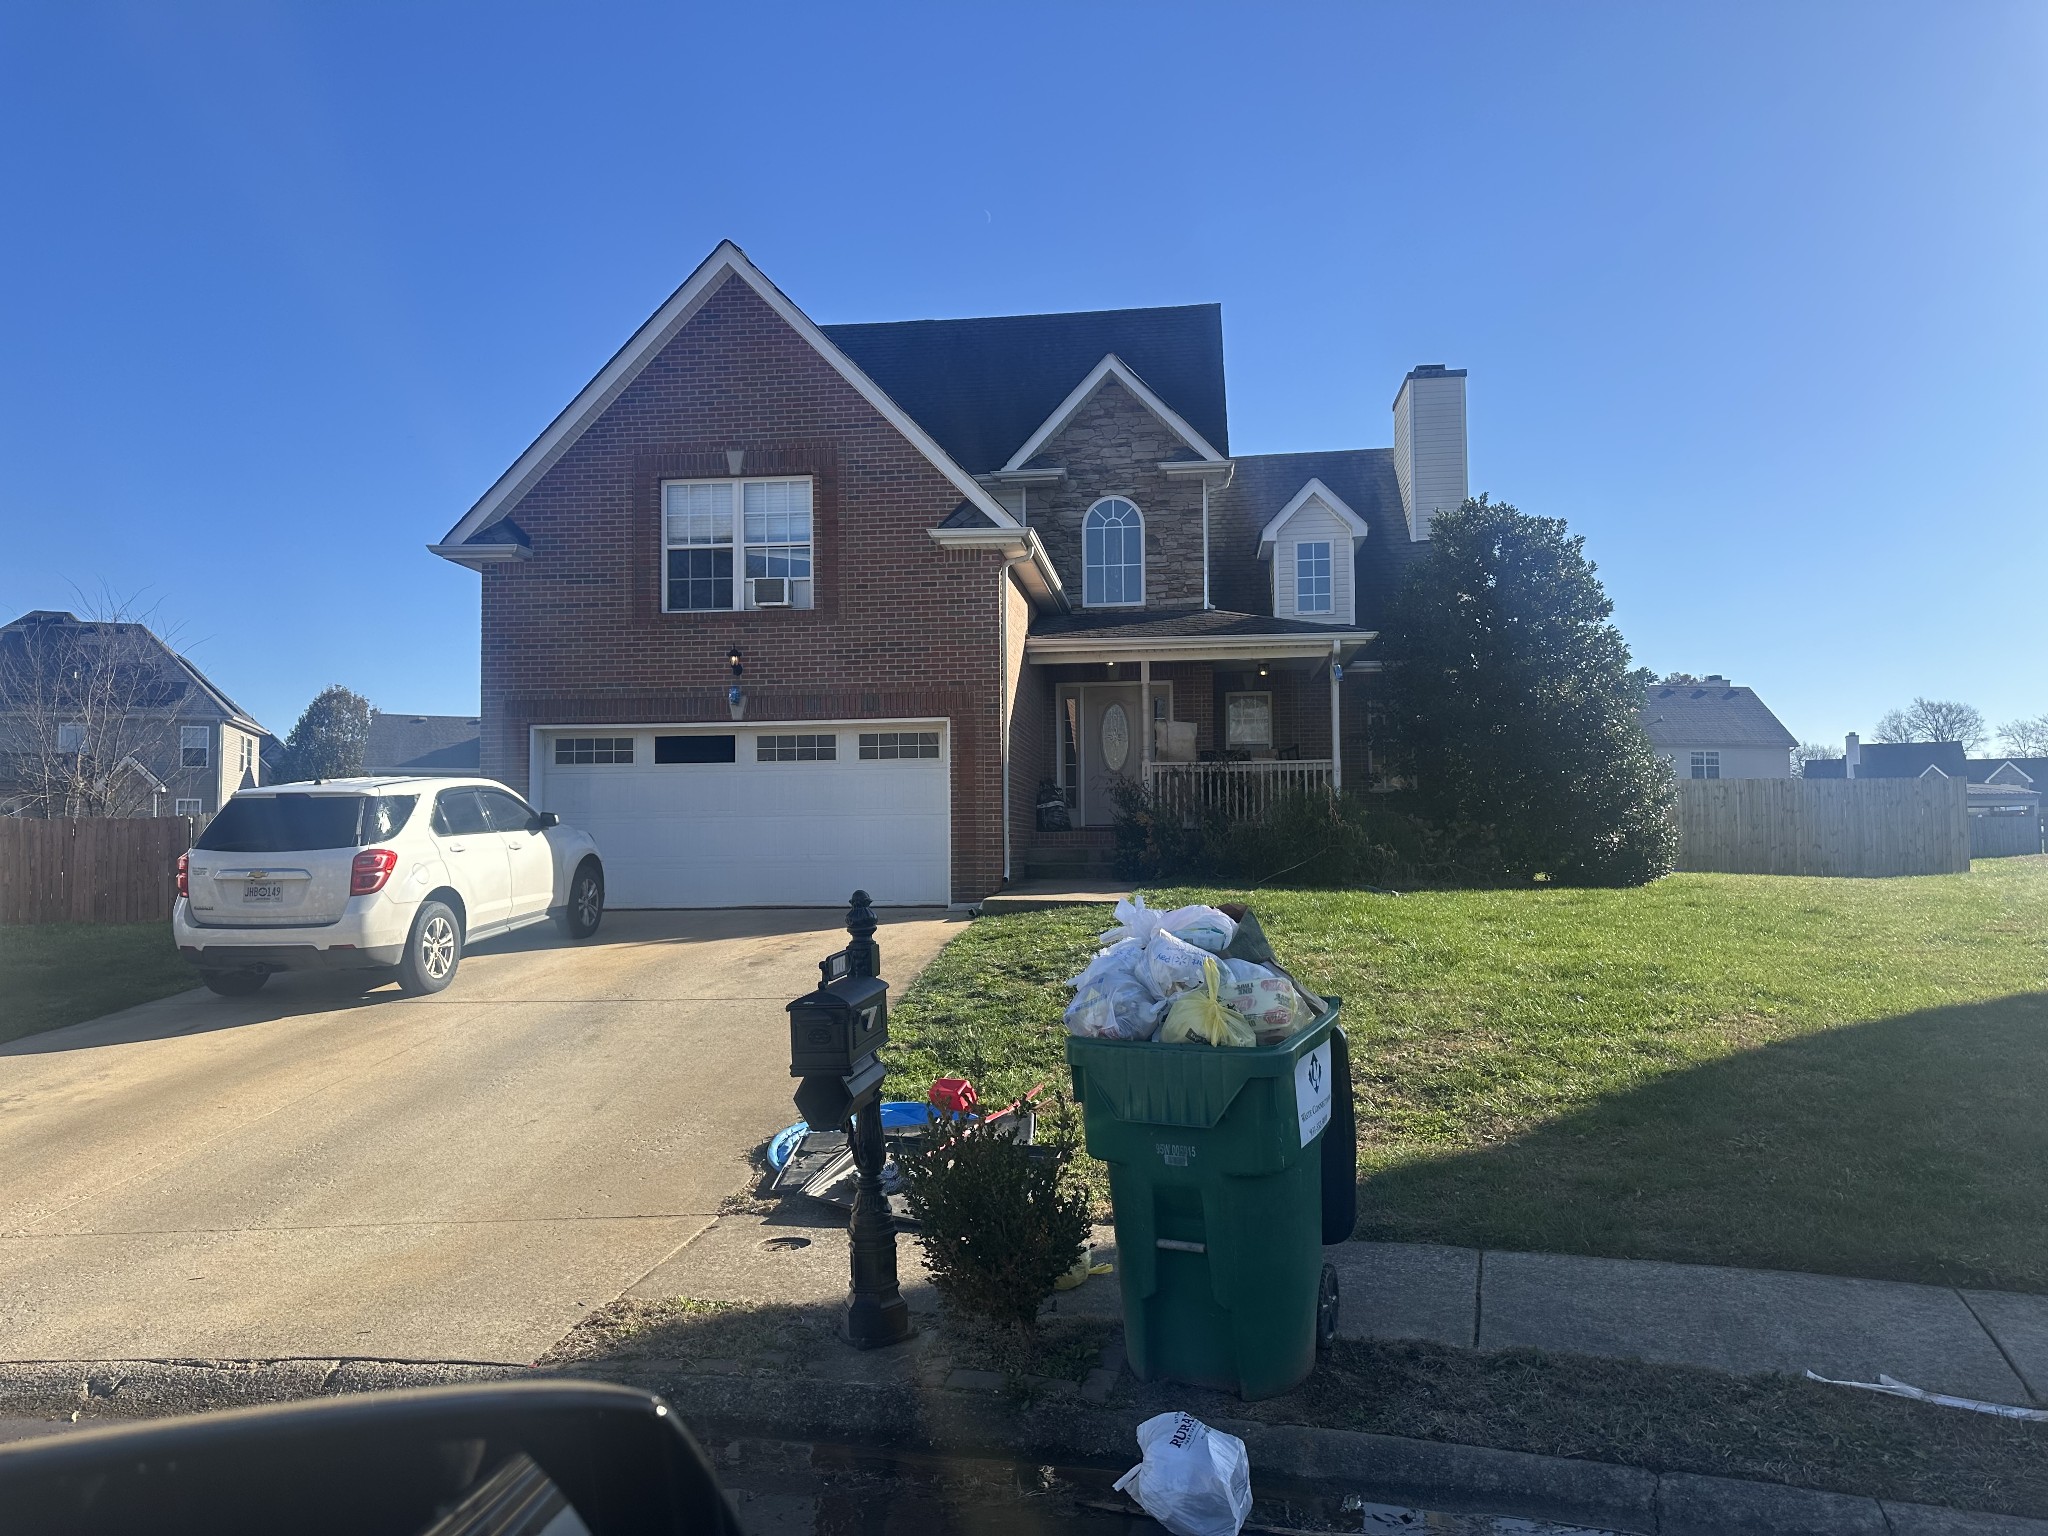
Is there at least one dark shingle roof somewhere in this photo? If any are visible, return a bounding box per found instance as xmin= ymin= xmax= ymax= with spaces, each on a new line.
xmin=937 ymin=500 xmax=997 ymax=529
xmin=0 ymin=610 xmax=268 ymax=733
xmin=1639 ymin=684 xmax=1797 ymax=750
xmin=1031 ymin=608 xmax=1368 ymax=640
xmin=1204 ymin=450 xmax=1423 ymax=632
xmin=1967 ymin=757 xmax=2048 ymax=786
xmin=1848 ymin=741 xmax=1970 ymax=779
xmin=823 ymin=305 xmax=1227 ymax=474
xmin=364 ymin=712 xmax=481 ymax=775
xmin=1802 ymin=757 xmax=1847 ymax=778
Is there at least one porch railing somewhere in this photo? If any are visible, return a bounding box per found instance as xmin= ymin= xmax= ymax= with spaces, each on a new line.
xmin=1146 ymin=759 xmax=1335 ymax=823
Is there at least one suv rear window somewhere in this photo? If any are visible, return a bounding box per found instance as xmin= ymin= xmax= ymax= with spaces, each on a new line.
xmin=196 ymin=794 xmax=417 ymax=852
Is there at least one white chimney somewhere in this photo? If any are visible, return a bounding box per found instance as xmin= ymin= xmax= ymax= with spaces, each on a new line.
xmin=1392 ymin=364 xmax=1468 ymax=541
xmin=1845 ymin=732 xmax=1860 ymax=779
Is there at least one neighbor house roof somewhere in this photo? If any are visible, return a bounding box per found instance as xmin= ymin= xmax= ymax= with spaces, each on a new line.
xmin=0 ymin=611 xmax=269 ymax=735
xmin=823 ymin=304 xmax=1228 ymax=475
xmin=364 ymin=711 xmax=481 ymax=775
xmin=1809 ymin=741 xmax=1971 ymax=779
xmin=1967 ymin=757 xmax=2048 ymax=787
xmin=1639 ymin=684 xmax=1797 ymax=750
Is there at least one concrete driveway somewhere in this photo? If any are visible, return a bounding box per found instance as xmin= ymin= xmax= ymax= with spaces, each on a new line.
xmin=0 ymin=907 xmax=963 ymax=1365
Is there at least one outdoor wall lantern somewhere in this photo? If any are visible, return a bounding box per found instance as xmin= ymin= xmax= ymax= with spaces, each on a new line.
xmin=727 ymin=648 xmax=746 ymax=720
xmin=1258 ymin=662 xmax=1270 ymax=678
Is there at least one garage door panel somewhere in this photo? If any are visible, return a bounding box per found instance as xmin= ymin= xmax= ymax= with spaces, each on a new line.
xmin=537 ymin=728 xmax=949 ymax=908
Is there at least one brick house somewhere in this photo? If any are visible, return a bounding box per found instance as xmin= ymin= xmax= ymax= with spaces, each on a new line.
xmin=432 ymin=243 xmax=1468 ymax=907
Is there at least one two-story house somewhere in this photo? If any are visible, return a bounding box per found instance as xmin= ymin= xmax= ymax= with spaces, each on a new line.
xmin=0 ymin=610 xmax=271 ymax=819
xmin=431 ymin=242 xmax=1469 ymax=907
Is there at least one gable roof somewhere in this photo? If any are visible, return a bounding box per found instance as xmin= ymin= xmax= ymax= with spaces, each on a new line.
xmin=1639 ymin=684 xmax=1797 ymax=750
xmin=1850 ymin=741 xmax=1970 ymax=779
xmin=1206 ymin=449 xmax=1421 ymax=628
xmin=365 ymin=711 xmax=482 ymax=775
xmin=0 ymin=611 xmax=270 ymax=734
xmin=1258 ymin=477 xmax=1372 ymax=557
xmin=823 ymin=303 xmax=1227 ymax=476
xmin=433 ymin=241 xmax=1020 ymax=561
xmin=1968 ymin=757 xmax=2048 ymax=786
xmin=999 ymin=353 xmax=1227 ymax=472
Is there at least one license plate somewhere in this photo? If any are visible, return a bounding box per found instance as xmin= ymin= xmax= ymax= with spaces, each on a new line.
xmin=242 ymin=883 xmax=285 ymax=904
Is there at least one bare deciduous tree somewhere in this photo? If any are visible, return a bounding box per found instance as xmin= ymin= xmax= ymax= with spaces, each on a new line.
xmin=0 ymin=598 xmax=189 ymax=818
xmin=1998 ymin=713 xmax=2048 ymax=758
xmin=1871 ymin=698 xmax=1987 ymax=752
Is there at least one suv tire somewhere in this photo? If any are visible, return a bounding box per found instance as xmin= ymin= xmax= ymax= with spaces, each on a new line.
xmin=556 ymin=859 xmax=604 ymax=941
xmin=202 ymin=969 xmax=268 ymax=997
xmin=397 ymin=900 xmax=463 ymax=996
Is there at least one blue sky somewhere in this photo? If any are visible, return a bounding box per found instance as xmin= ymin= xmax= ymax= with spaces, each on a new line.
xmin=3 ymin=2 xmax=2043 ymax=750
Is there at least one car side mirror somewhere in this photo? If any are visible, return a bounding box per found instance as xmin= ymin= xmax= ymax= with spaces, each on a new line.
xmin=531 ymin=811 xmax=559 ymax=831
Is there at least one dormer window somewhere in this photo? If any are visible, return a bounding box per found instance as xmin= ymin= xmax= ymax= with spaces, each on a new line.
xmin=1295 ymin=541 xmax=1333 ymax=614
xmin=1083 ymin=497 xmax=1144 ymax=607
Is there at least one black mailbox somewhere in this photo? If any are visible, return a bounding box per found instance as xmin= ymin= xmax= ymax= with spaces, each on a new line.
xmin=787 ymin=960 xmax=888 ymax=1078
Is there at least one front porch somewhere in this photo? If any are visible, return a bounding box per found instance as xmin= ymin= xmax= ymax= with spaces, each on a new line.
xmin=1017 ymin=608 xmax=1375 ymax=837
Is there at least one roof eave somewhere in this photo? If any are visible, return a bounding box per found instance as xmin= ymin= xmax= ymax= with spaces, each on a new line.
xmin=1025 ymin=629 xmax=1374 ymax=665
xmin=925 ymin=526 xmax=1071 ymax=614
xmin=427 ymin=542 xmax=534 ymax=570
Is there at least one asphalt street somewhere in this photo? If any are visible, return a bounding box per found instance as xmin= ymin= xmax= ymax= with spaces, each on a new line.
xmin=0 ymin=907 xmax=962 ymax=1365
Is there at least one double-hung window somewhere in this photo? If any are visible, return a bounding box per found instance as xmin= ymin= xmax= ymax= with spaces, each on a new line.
xmin=181 ymin=725 xmax=210 ymax=768
xmin=1295 ymin=541 xmax=1333 ymax=614
xmin=1690 ymin=750 xmax=1720 ymax=780
xmin=663 ymin=477 xmax=813 ymax=612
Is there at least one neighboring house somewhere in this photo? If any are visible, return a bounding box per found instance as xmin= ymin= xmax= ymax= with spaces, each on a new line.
xmin=1800 ymin=736 xmax=1968 ymax=780
xmin=0 ymin=610 xmax=271 ymax=818
xmin=364 ymin=711 xmax=482 ymax=776
xmin=430 ymin=241 xmax=1472 ymax=907
xmin=1640 ymin=678 xmax=1796 ymax=779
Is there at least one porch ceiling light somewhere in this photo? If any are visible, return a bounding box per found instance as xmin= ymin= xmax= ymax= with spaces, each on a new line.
xmin=1258 ymin=662 xmax=1269 ymax=677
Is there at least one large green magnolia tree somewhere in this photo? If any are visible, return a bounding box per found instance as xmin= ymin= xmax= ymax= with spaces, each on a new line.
xmin=1380 ymin=496 xmax=1677 ymax=886
xmin=277 ymin=685 xmax=372 ymax=782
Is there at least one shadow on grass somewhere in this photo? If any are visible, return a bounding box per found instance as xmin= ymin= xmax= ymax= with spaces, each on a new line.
xmin=1357 ymin=992 xmax=2048 ymax=1292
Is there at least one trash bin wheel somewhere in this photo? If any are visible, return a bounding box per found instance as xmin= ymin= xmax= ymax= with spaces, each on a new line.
xmin=1316 ymin=1263 xmax=1339 ymax=1355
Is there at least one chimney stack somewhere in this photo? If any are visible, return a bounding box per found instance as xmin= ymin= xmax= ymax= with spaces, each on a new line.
xmin=1845 ymin=732 xmax=1860 ymax=779
xmin=1392 ymin=364 xmax=1468 ymax=542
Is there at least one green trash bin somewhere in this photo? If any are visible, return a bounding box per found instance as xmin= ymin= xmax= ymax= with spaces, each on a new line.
xmin=1067 ymin=1000 xmax=1346 ymax=1401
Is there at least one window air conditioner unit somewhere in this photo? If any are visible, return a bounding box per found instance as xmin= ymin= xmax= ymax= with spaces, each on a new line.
xmin=750 ymin=577 xmax=791 ymax=607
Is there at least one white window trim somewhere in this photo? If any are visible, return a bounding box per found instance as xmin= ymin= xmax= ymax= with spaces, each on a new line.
xmin=57 ymin=721 xmax=85 ymax=753
xmin=1690 ymin=750 xmax=1721 ymax=780
xmin=1082 ymin=496 xmax=1146 ymax=609
xmin=174 ymin=798 xmax=203 ymax=816
xmin=660 ymin=475 xmax=815 ymax=614
xmin=180 ymin=724 xmax=210 ymax=768
xmin=1294 ymin=539 xmax=1334 ymax=614
xmin=1225 ymin=691 xmax=1274 ymax=750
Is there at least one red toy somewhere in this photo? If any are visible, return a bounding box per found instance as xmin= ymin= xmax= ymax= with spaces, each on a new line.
xmin=928 ymin=1076 xmax=979 ymax=1116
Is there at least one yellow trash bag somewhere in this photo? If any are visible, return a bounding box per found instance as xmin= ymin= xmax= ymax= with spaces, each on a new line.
xmin=1159 ymin=956 xmax=1256 ymax=1048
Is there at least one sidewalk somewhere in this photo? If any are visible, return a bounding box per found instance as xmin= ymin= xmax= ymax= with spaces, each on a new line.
xmin=644 ymin=1219 xmax=2048 ymax=1406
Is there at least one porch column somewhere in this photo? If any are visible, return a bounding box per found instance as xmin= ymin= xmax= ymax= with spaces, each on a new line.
xmin=1140 ymin=656 xmax=1153 ymax=790
xmin=1329 ymin=645 xmax=1343 ymax=792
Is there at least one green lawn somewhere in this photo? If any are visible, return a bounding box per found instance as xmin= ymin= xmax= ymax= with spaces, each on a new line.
xmin=0 ymin=922 xmax=196 ymax=1045
xmin=885 ymin=857 xmax=2048 ymax=1292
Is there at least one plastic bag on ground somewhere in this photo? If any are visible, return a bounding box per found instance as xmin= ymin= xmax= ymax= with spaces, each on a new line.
xmin=1102 ymin=895 xmax=1238 ymax=955
xmin=1065 ymin=939 xmax=1167 ymax=1039
xmin=1142 ymin=929 xmax=1216 ymax=1002
xmin=1113 ymin=1411 xmax=1253 ymax=1536
xmin=1160 ymin=957 xmax=1256 ymax=1048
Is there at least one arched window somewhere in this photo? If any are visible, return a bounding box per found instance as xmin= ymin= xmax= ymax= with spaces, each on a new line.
xmin=1083 ymin=497 xmax=1144 ymax=606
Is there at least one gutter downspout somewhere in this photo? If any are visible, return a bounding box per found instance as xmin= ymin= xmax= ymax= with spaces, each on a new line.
xmin=1201 ymin=477 xmax=1210 ymax=611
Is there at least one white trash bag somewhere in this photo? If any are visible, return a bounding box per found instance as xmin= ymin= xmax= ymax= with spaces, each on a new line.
xmin=1064 ymin=940 xmax=1167 ymax=1039
xmin=1113 ymin=1411 xmax=1253 ymax=1536
xmin=1141 ymin=929 xmax=1215 ymax=1001
xmin=1101 ymin=895 xmax=1238 ymax=955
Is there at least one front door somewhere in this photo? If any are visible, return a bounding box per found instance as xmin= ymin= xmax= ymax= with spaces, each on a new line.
xmin=1082 ymin=686 xmax=1166 ymax=827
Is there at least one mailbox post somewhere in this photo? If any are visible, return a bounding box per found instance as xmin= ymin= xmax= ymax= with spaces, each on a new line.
xmin=787 ymin=890 xmax=913 ymax=1350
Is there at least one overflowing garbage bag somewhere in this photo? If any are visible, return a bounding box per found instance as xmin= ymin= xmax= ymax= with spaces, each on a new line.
xmin=1113 ymin=1411 xmax=1253 ymax=1536
xmin=1063 ymin=895 xmax=1324 ymax=1048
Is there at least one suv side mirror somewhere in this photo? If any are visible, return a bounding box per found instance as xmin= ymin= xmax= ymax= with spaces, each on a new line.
xmin=530 ymin=811 xmax=560 ymax=831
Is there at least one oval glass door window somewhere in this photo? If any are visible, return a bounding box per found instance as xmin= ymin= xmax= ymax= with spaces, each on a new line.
xmin=1101 ymin=703 xmax=1130 ymax=772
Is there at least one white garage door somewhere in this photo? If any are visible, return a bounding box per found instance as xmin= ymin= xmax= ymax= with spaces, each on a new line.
xmin=535 ymin=722 xmax=950 ymax=908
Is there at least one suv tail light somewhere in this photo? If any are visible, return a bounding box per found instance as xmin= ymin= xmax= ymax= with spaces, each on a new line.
xmin=176 ymin=852 xmax=189 ymax=900
xmin=351 ymin=848 xmax=399 ymax=896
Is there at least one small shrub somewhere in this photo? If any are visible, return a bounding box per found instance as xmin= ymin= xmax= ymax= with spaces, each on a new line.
xmin=900 ymin=1115 xmax=1091 ymax=1330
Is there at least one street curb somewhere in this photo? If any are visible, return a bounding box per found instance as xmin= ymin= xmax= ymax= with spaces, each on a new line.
xmin=1 ymin=1358 xmax=2043 ymax=1534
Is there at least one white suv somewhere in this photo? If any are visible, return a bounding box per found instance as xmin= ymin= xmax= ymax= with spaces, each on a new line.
xmin=173 ymin=777 xmax=605 ymax=997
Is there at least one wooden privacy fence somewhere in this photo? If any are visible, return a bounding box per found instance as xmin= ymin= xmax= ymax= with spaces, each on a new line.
xmin=1673 ymin=777 xmax=1969 ymax=878
xmin=0 ymin=817 xmax=194 ymax=924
